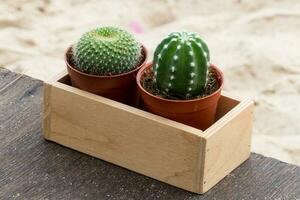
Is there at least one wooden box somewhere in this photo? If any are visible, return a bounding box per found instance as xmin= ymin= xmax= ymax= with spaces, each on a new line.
xmin=43 ymin=72 xmax=254 ymax=194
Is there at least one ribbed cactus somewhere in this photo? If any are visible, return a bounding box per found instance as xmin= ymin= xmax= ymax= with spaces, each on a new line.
xmin=153 ymin=32 xmax=210 ymax=99
xmin=73 ymin=26 xmax=141 ymax=76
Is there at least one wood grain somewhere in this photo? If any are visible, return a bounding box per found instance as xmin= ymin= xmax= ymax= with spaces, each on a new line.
xmin=201 ymin=99 xmax=254 ymax=192
xmin=43 ymin=83 xmax=51 ymax=140
xmin=1 ymin=68 xmax=300 ymax=199
xmin=45 ymin=81 xmax=203 ymax=192
xmin=44 ymin=73 xmax=255 ymax=193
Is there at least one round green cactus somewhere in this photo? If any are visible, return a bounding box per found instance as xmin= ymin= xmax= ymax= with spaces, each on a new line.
xmin=73 ymin=26 xmax=141 ymax=76
xmin=153 ymin=32 xmax=210 ymax=99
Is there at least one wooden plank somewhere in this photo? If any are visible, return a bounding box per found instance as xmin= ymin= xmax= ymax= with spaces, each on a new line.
xmin=0 ymin=70 xmax=43 ymax=148
xmin=45 ymin=74 xmax=254 ymax=193
xmin=49 ymin=80 xmax=204 ymax=136
xmin=48 ymin=74 xmax=254 ymax=193
xmin=215 ymin=92 xmax=241 ymax=120
xmin=43 ymin=83 xmax=51 ymax=140
xmin=1 ymin=68 xmax=300 ymax=199
xmin=46 ymin=81 xmax=203 ymax=192
xmin=201 ymin=99 xmax=254 ymax=192
xmin=0 ymin=67 xmax=23 ymax=91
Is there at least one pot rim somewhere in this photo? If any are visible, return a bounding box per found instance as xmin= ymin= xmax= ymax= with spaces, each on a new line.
xmin=136 ymin=62 xmax=224 ymax=103
xmin=65 ymin=44 xmax=148 ymax=78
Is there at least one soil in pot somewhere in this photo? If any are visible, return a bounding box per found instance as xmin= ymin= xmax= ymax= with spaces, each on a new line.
xmin=137 ymin=63 xmax=223 ymax=130
xmin=65 ymin=45 xmax=147 ymax=106
xmin=142 ymin=68 xmax=220 ymax=100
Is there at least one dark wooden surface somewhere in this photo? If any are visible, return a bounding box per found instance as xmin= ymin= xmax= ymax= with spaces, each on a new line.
xmin=1 ymin=68 xmax=300 ymax=200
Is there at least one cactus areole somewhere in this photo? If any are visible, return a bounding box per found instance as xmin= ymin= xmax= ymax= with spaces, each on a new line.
xmin=73 ymin=26 xmax=141 ymax=76
xmin=153 ymin=32 xmax=210 ymax=99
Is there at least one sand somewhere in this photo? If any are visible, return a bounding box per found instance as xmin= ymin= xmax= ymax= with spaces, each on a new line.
xmin=1 ymin=0 xmax=300 ymax=165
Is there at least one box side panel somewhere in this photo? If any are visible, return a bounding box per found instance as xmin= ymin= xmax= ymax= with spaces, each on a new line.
xmin=195 ymin=136 xmax=207 ymax=194
xmin=215 ymin=93 xmax=240 ymax=121
xmin=201 ymin=100 xmax=254 ymax=193
xmin=47 ymin=84 xmax=202 ymax=193
xmin=43 ymin=83 xmax=52 ymax=140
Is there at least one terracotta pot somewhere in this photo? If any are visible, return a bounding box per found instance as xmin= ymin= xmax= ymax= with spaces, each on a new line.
xmin=65 ymin=45 xmax=148 ymax=105
xmin=136 ymin=63 xmax=224 ymax=130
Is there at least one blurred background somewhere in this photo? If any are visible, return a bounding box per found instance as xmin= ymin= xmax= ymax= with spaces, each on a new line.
xmin=1 ymin=0 xmax=300 ymax=165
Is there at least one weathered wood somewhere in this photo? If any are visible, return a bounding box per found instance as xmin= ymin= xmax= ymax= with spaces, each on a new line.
xmin=1 ymin=68 xmax=300 ymax=199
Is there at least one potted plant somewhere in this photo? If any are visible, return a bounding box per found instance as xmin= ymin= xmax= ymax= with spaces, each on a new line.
xmin=136 ymin=31 xmax=224 ymax=130
xmin=65 ymin=26 xmax=148 ymax=104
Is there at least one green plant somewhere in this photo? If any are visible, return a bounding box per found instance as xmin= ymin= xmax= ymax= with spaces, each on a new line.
xmin=73 ymin=26 xmax=141 ymax=76
xmin=153 ymin=31 xmax=210 ymax=99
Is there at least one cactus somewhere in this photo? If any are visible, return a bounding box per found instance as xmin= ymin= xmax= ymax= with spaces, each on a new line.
xmin=153 ymin=31 xmax=210 ymax=99
xmin=73 ymin=26 xmax=141 ymax=76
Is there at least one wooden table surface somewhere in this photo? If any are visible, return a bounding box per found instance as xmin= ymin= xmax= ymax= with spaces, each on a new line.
xmin=1 ymin=68 xmax=300 ymax=200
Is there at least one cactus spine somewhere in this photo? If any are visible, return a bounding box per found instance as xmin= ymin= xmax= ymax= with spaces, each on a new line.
xmin=153 ymin=32 xmax=210 ymax=99
xmin=73 ymin=26 xmax=141 ymax=76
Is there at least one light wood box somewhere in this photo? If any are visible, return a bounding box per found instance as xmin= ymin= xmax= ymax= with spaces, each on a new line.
xmin=43 ymin=72 xmax=254 ymax=194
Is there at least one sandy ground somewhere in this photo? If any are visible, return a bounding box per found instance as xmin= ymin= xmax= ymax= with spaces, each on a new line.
xmin=1 ymin=0 xmax=300 ymax=165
